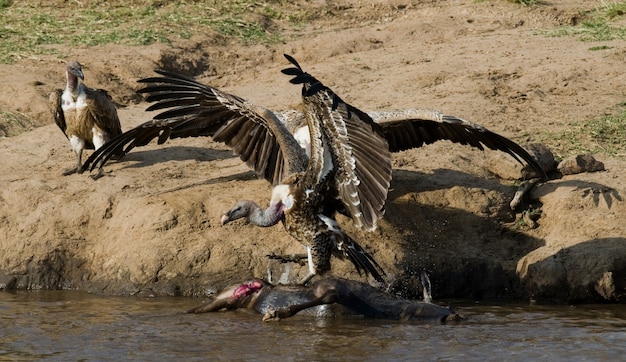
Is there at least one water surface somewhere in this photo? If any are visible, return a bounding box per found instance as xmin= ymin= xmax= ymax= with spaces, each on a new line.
xmin=2 ymin=291 xmax=625 ymax=361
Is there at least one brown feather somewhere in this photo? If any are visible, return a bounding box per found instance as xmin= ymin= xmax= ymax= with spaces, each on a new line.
xmin=83 ymin=87 xmax=122 ymax=140
xmin=48 ymin=89 xmax=67 ymax=139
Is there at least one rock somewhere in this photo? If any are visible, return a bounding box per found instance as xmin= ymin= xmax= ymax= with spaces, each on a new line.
xmin=0 ymin=274 xmax=17 ymax=290
xmin=557 ymin=154 xmax=605 ymax=175
xmin=517 ymin=242 xmax=626 ymax=303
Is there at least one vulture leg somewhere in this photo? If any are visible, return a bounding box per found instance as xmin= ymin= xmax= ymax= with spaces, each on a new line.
xmin=87 ymin=128 xmax=113 ymax=180
xmin=89 ymin=167 xmax=106 ymax=180
xmin=298 ymin=274 xmax=316 ymax=286
xmin=298 ymin=246 xmax=316 ymax=285
xmin=63 ymin=137 xmax=84 ymax=176
xmin=62 ymin=165 xmax=80 ymax=176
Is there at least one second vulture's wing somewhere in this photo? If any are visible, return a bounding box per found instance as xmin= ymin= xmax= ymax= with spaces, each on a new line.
xmin=370 ymin=109 xmax=548 ymax=180
xmin=81 ymin=70 xmax=308 ymax=185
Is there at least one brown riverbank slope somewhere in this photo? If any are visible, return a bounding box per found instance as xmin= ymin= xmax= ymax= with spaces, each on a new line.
xmin=1 ymin=0 xmax=625 ymax=303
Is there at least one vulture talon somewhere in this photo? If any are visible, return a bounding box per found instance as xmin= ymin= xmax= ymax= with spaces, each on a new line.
xmin=62 ymin=168 xmax=78 ymax=176
xmin=89 ymin=169 xmax=106 ymax=180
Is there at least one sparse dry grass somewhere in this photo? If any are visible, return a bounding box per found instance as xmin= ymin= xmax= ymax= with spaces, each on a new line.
xmin=0 ymin=110 xmax=38 ymax=137
xmin=0 ymin=0 xmax=322 ymax=64
xmin=540 ymin=104 xmax=626 ymax=159
xmin=542 ymin=1 xmax=626 ymax=42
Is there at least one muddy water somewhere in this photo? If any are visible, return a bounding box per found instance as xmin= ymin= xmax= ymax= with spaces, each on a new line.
xmin=2 ymin=291 xmax=625 ymax=361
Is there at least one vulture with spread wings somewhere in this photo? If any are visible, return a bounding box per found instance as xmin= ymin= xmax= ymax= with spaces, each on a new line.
xmin=81 ymin=54 xmax=547 ymax=284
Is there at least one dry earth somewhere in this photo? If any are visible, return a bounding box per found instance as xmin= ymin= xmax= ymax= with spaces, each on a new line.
xmin=1 ymin=0 xmax=625 ymax=303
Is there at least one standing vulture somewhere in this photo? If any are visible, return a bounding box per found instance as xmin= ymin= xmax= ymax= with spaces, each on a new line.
xmin=49 ymin=60 xmax=122 ymax=176
xmin=80 ymin=54 xmax=547 ymax=284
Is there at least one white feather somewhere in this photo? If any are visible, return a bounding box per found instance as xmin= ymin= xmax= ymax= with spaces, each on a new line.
xmin=271 ymin=184 xmax=293 ymax=210
xmin=319 ymin=142 xmax=334 ymax=180
xmin=68 ymin=135 xmax=85 ymax=155
xmin=92 ymin=127 xmax=106 ymax=149
xmin=293 ymin=126 xmax=311 ymax=156
xmin=318 ymin=214 xmax=339 ymax=232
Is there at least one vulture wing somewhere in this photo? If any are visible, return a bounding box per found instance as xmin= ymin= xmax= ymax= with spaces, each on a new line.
xmin=281 ymin=54 xmax=393 ymax=231
xmin=48 ymin=89 xmax=68 ymax=139
xmin=84 ymin=87 xmax=123 ymax=139
xmin=370 ymin=109 xmax=547 ymax=180
xmin=81 ymin=70 xmax=308 ymax=185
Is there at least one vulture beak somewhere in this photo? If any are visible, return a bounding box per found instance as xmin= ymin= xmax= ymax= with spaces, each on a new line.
xmin=220 ymin=213 xmax=231 ymax=226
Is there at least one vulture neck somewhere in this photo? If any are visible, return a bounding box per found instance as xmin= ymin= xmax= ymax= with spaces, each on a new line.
xmin=65 ymin=70 xmax=81 ymax=96
xmin=248 ymin=200 xmax=285 ymax=227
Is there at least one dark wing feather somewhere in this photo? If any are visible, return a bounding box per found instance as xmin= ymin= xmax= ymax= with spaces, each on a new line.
xmin=48 ymin=89 xmax=68 ymax=139
xmin=281 ymin=54 xmax=393 ymax=231
xmin=84 ymin=87 xmax=123 ymax=139
xmin=336 ymin=234 xmax=385 ymax=283
xmin=81 ymin=71 xmax=307 ymax=184
xmin=371 ymin=109 xmax=548 ymax=180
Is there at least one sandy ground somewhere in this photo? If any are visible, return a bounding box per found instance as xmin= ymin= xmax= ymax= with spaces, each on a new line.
xmin=1 ymin=0 xmax=625 ymax=303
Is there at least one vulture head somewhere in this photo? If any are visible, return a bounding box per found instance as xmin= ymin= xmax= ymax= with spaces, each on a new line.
xmin=66 ymin=60 xmax=85 ymax=82
xmin=220 ymin=200 xmax=256 ymax=226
